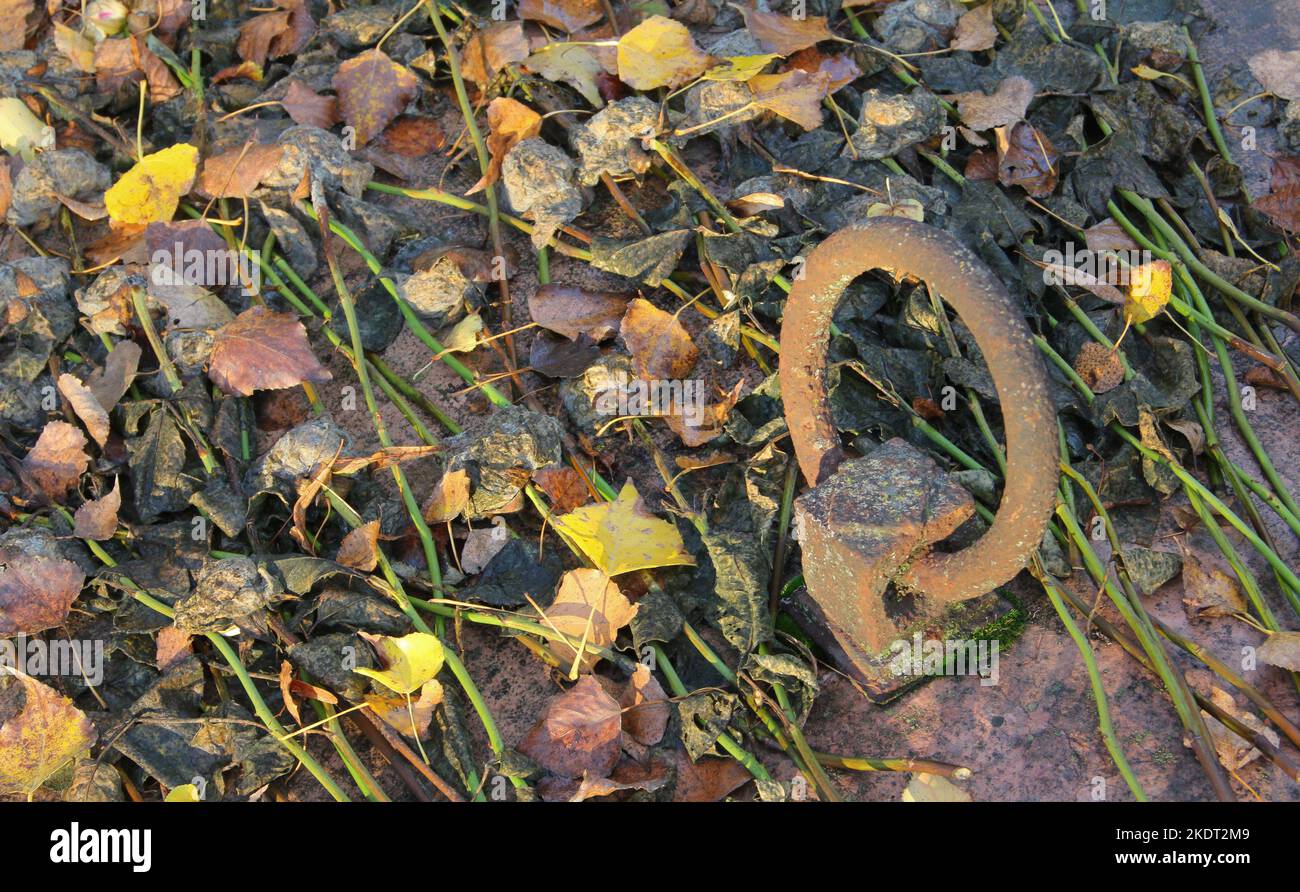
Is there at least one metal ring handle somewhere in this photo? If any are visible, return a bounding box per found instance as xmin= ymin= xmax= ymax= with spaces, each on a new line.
xmin=779 ymin=218 xmax=1058 ymax=603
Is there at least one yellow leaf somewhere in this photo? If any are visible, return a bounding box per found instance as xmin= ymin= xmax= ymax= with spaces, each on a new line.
xmin=104 ymin=143 xmax=199 ymax=226
xmin=0 ymin=97 xmax=55 ymax=161
xmin=1125 ymin=259 xmax=1172 ymax=324
xmin=165 ymin=783 xmax=202 ymax=802
xmin=616 ymin=15 xmax=712 ymax=91
xmin=541 ymin=569 xmax=637 ymax=673
xmin=354 ymin=631 xmax=445 ymax=695
xmin=702 ymin=54 xmax=779 ymax=81
xmin=902 ymin=772 xmax=972 ymax=802
xmin=550 ymin=481 xmax=695 ymax=576
xmin=364 ymin=679 xmax=443 ymax=737
xmin=0 ymin=667 xmax=96 ymax=799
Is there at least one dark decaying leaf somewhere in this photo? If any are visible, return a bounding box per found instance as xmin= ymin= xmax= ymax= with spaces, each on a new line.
xmin=22 ymin=421 xmax=89 ymax=503
xmin=997 ymin=121 xmax=1058 ymax=197
xmin=72 ymin=477 xmax=121 ymax=540
xmin=0 ymin=550 xmax=85 ymax=635
xmin=281 ymin=80 xmax=340 ymax=129
xmin=517 ymin=675 xmax=623 ymax=779
xmin=528 ymin=284 xmax=629 ymax=342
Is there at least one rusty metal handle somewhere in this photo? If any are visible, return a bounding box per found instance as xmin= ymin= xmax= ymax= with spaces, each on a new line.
xmin=779 ymin=218 xmax=1058 ymax=603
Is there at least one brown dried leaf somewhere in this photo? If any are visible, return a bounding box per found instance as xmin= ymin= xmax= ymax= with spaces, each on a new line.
xmin=208 ymin=305 xmax=332 ymax=396
xmin=533 ymin=465 xmax=592 ymax=514
xmin=1073 ymin=342 xmax=1124 ymax=394
xmin=0 ymin=669 xmax=96 ymax=799
xmin=378 ymin=116 xmax=446 ymax=157
xmin=1248 ymin=49 xmax=1300 ymax=102
xmin=1256 ymin=186 xmax=1300 ymax=233
xmin=784 ymin=47 xmax=861 ymax=94
xmin=23 ymin=421 xmax=89 ymax=503
xmin=335 ymin=520 xmax=380 ymax=572
xmin=1257 ymin=631 xmax=1300 ymax=671
xmin=423 ymin=468 xmax=472 ymax=523
xmin=198 ymin=143 xmax=284 ymax=199
xmin=952 ymin=76 xmax=1035 ymax=131
xmin=87 ymin=340 xmax=141 ymax=413
xmin=672 ymin=749 xmax=752 ymax=801
xmin=57 ymin=373 xmax=110 ymax=448
xmin=470 ymin=98 xmax=541 ymax=195
xmin=238 ymin=9 xmax=291 ymax=66
xmin=73 ymin=478 xmax=121 ymax=541
xmin=1083 ymin=218 xmax=1140 ymax=253
xmin=620 ymin=298 xmax=699 ymax=380
xmin=734 ymin=3 xmax=834 ymax=55
xmin=529 ymin=284 xmax=630 ymax=342
xmin=749 ymin=69 xmax=830 ymax=131
xmin=155 ymin=627 xmax=192 ymax=672
xmin=518 ymin=0 xmax=603 ymax=32
xmin=461 ymin=21 xmax=529 ymax=87
xmin=997 ymin=121 xmax=1058 ymax=197
xmin=951 ymin=3 xmax=996 ymax=52
xmin=620 ymin=664 xmax=669 ymax=745
xmin=518 ymin=675 xmax=623 ymax=778
xmin=333 ymin=49 xmax=421 ymax=145
xmin=281 ymin=80 xmax=340 ymax=129
xmin=0 ymin=550 xmax=84 ymax=635
xmin=1182 ymin=554 xmax=1248 ymax=619
xmin=0 ymin=0 xmax=33 ymax=52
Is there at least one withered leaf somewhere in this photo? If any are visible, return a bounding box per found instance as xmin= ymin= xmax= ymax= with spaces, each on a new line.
xmin=533 ymin=465 xmax=592 ymax=513
xmin=997 ymin=121 xmax=1058 ymax=197
xmin=616 ymin=15 xmax=712 ymax=90
xmin=785 ymin=48 xmax=861 ymax=94
xmin=197 ymin=143 xmax=285 ymax=199
xmin=470 ymin=98 xmax=541 ymax=195
xmin=237 ymin=9 xmax=291 ymax=66
xmin=518 ymin=675 xmax=623 ymax=778
xmin=529 ymin=284 xmax=630 ymax=342
xmin=57 ymin=373 xmax=110 ymax=448
xmin=518 ymin=0 xmax=603 ymax=33
xmin=335 ymin=520 xmax=380 ymax=572
xmin=749 ymin=69 xmax=830 ymax=131
xmin=73 ymin=477 xmax=121 ymax=541
xmin=541 ymin=568 xmax=637 ymax=672
xmin=281 ymin=80 xmax=340 ymax=129
xmin=0 ymin=669 xmax=97 ymax=799
xmin=672 ymin=750 xmax=752 ymax=802
xmin=620 ymin=298 xmax=699 ymax=379
xmin=1257 ymin=631 xmax=1300 ymax=671
xmin=423 ymin=468 xmax=472 ymax=523
xmin=1182 ymin=554 xmax=1248 ymax=618
xmin=0 ymin=551 xmax=85 ymax=635
xmin=23 ymin=421 xmax=90 ymax=503
xmin=461 ymin=21 xmax=530 ymax=87
xmin=378 ymin=116 xmax=446 ymax=157
xmin=208 ymin=305 xmax=332 ymax=396
xmin=951 ymin=3 xmax=996 ymax=52
xmin=734 ymin=4 xmax=834 ymax=55
xmin=953 ymin=76 xmax=1035 ymax=131
xmin=332 ymin=49 xmax=421 ymax=145
xmin=620 ymin=663 xmax=669 ymax=745
xmin=1073 ymin=342 xmax=1124 ymax=394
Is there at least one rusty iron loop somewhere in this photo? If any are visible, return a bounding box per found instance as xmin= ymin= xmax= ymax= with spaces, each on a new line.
xmin=780 ymin=218 xmax=1058 ymax=603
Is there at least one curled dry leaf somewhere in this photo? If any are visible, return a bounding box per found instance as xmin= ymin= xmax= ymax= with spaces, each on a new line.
xmin=1073 ymin=342 xmax=1124 ymax=394
xmin=518 ymin=674 xmax=623 ymax=778
xmin=542 ymin=568 xmax=637 ymax=672
xmin=423 ymin=467 xmax=472 ymax=523
xmin=104 ymin=143 xmax=199 ymax=227
xmin=996 ymin=121 xmax=1058 ymax=197
xmin=335 ymin=519 xmax=380 ymax=571
xmin=365 ymin=679 xmax=443 ymax=738
xmin=532 ymin=465 xmax=592 ymax=513
xmin=620 ymin=297 xmax=699 ymax=379
xmin=0 ymin=550 xmax=85 ymax=635
xmin=461 ymin=20 xmax=530 ymax=87
xmin=733 ymin=3 xmax=834 ymax=55
xmin=23 ymin=421 xmax=89 ymax=503
xmin=0 ymin=668 xmax=97 ymax=799
xmin=208 ymin=305 xmax=332 ymax=396
xmin=616 ymin=15 xmax=712 ymax=90
xmin=355 ymin=631 xmax=445 ymax=695
xmin=620 ymin=663 xmax=669 ymax=745
xmin=237 ymin=0 xmax=315 ymax=67
xmin=471 ymin=97 xmax=541 ymax=195
xmin=197 ymin=142 xmax=285 ymax=199
xmin=529 ymin=284 xmax=630 ymax=342
xmin=332 ymin=49 xmax=421 ymax=145
xmin=57 ymin=372 xmax=110 ymax=448
xmin=73 ymin=477 xmax=122 ymax=541
xmin=1181 ymin=553 xmax=1247 ymax=618
xmin=950 ymin=3 xmax=996 ymax=52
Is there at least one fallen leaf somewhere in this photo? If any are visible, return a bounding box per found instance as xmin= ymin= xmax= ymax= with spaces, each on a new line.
xmin=518 ymin=0 xmax=603 ymax=32
xmin=523 ymin=43 xmax=605 ymax=108
xmin=951 ymin=3 xmax=996 ymax=52
xmin=749 ymin=69 xmax=830 ymax=131
xmin=0 ymin=668 xmax=96 ymax=799
xmin=281 ymin=80 xmax=340 ymax=129
xmin=333 ymin=49 xmax=421 ymax=145
xmin=952 ymin=76 xmax=1035 ymax=131
xmin=0 ymin=0 xmax=32 ymax=52
xmin=727 ymin=191 xmax=784 ymax=216
xmin=155 ymin=627 xmax=192 ymax=672
xmin=335 ymin=520 xmax=380 ymax=571
xmin=903 ymin=772 xmax=972 ymax=802
xmin=1083 ymin=218 xmax=1140 ymax=253
xmin=867 ymin=196 xmax=925 ymax=221
xmin=1125 ymin=259 xmax=1172 ymax=324
xmin=518 ymin=675 xmax=623 ymax=778
xmin=620 ymin=664 xmax=669 ymax=745
xmin=733 ymin=3 xmax=834 ymax=55
xmin=1182 ymin=554 xmax=1247 ymax=618
xmin=354 ymin=631 xmax=446 ymax=695
xmin=542 ymin=568 xmax=637 ymax=672
xmin=533 ymin=465 xmax=592 ymax=513
xmin=0 ymin=96 xmax=54 ymax=160
xmin=616 ymin=15 xmax=712 ymax=90
xmin=470 ymin=97 xmax=541 ymax=195
xmin=364 ymin=679 xmax=443 ymax=738
xmin=423 ymin=468 xmax=472 ymax=523
xmin=459 ymin=516 xmax=510 ymax=575
xmin=237 ymin=0 xmax=314 ymax=66
xmin=104 ymin=143 xmax=199 ymax=227
xmin=550 ymin=480 xmax=695 ymax=576
xmin=0 ymin=550 xmax=84 ymax=635
xmin=1257 ymin=631 xmax=1300 ymax=671
xmin=73 ymin=478 xmax=121 ymax=541
xmin=197 ymin=142 xmax=284 ymax=199
xmin=57 ymin=373 xmax=111 ymax=448
xmin=703 ymin=54 xmax=781 ymax=82
xmin=379 ymin=116 xmax=446 ymax=157
xmin=208 ymin=305 xmax=333 ymax=396
xmin=461 ymin=20 xmax=529 ymax=87
xmin=1248 ymin=49 xmax=1300 ymax=101
xmin=164 ymin=784 xmax=202 ymax=802
xmin=1073 ymin=342 xmax=1124 ymax=394
xmin=672 ymin=750 xmax=752 ymax=801
xmin=620 ymin=298 xmax=699 ymax=380
xmin=996 ymin=121 xmax=1057 ymax=197
xmin=784 ymin=48 xmax=861 ymax=93
xmin=529 ymin=284 xmax=630 ymax=341
xmin=23 ymin=421 xmax=89 ymax=503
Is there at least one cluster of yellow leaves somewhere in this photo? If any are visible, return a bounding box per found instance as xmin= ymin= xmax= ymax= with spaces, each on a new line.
xmin=104 ymin=143 xmax=198 ymax=227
